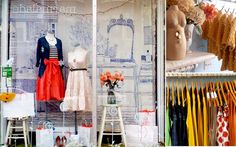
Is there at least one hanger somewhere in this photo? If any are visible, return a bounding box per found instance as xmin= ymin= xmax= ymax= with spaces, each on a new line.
xmin=211 ymin=82 xmax=219 ymax=107
xmin=216 ymin=81 xmax=223 ymax=106
xmin=210 ymin=82 xmax=217 ymax=107
xmin=226 ymin=8 xmax=231 ymax=14
xmin=200 ymin=81 xmax=207 ymax=107
xmin=191 ymin=81 xmax=195 ymax=103
xmin=176 ymin=80 xmax=181 ymax=106
xmin=221 ymin=5 xmax=225 ymax=11
xmin=231 ymin=9 xmax=235 ymax=15
xmin=167 ymin=81 xmax=170 ymax=108
xmin=226 ymin=81 xmax=236 ymax=105
xmin=220 ymin=81 xmax=228 ymax=105
xmin=180 ymin=81 xmax=185 ymax=107
xmin=196 ymin=81 xmax=199 ymax=96
xmin=172 ymin=80 xmax=175 ymax=107
xmin=185 ymin=80 xmax=189 ymax=99
xmin=231 ymin=81 xmax=236 ymax=92
xmin=196 ymin=81 xmax=201 ymax=107
xmin=205 ymin=81 xmax=211 ymax=107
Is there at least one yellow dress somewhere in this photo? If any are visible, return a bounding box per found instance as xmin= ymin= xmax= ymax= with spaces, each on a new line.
xmin=186 ymin=85 xmax=195 ymax=145
xmin=191 ymin=88 xmax=199 ymax=146
xmin=202 ymin=91 xmax=209 ymax=146
xmin=197 ymin=91 xmax=204 ymax=146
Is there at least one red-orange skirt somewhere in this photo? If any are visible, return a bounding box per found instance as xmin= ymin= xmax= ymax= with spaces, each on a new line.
xmin=36 ymin=59 xmax=65 ymax=101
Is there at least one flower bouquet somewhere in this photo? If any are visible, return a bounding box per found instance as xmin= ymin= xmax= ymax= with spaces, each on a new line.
xmin=100 ymin=71 xmax=124 ymax=104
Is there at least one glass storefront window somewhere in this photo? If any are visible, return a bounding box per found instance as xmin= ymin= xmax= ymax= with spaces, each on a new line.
xmin=97 ymin=0 xmax=158 ymax=146
xmin=1 ymin=0 xmax=159 ymax=146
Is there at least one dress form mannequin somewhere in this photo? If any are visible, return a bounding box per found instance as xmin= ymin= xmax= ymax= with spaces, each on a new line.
xmin=68 ymin=45 xmax=88 ymax=65
xmin=167 ymin=5 xmax=187 ymax=60
xmin=63 ymin=45 xmax=92 ymax=112
xmin=36 ymin=30 xmax=65 ymax=101
xmin=45 ymin=31 xmax=57 ymax=45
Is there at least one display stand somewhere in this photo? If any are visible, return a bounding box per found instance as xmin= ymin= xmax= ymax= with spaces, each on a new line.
xmin=98 ymin=104 xmax=126 ymax=147
xmin=75 ymin=111 xmax=78 ymax=134
xmin=1 ymin=88 xmax=35 ymax=147
xmin=5 ymin=117 xmax=30 ymax=147
xmin=45 ymin=102 xmax=48 ymax=121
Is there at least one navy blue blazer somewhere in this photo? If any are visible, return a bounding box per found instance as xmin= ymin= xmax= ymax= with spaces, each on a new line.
xmin=36 ymin=36 xmax=63 ymax=77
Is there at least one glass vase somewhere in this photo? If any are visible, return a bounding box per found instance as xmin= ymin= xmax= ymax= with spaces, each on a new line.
xmin=107 ymin=88 xmax=116 ymax=104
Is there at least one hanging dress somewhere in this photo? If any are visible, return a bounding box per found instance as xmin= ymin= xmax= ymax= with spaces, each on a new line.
xmin=216 ymin=106 xmax=229 ymax=146
xmin=62 ymin=47 xmax=92 ymax=111
xmin=197 ymin=89 xmax=204 ymax=146
xmin=36 ymin=37 xmax=65 ymax=101
xmin=186 ymin=86 xmax=195 ymax=146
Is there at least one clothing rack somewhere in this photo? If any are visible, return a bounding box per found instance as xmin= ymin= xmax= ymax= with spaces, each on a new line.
xmin=166 ymin=72 xmax=236 ymax=78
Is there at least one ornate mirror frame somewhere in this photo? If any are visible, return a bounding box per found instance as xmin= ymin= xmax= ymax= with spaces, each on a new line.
xmin=107 ymin=14 xmax=135 ymax=63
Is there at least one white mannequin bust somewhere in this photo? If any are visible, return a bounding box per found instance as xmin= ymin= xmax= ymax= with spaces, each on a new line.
xmin=45 ymin=31 xmax=57 ymax=46
xmin=68 ymin=45 xmax=88 ymax=65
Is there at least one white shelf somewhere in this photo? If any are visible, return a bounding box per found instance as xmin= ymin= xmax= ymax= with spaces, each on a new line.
xmin=166 ymin=51 xmax=216 ymax=72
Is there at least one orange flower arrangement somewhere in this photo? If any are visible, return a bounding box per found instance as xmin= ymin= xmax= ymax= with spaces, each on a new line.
xmin=100 ymin=71 xmax=124 ymax=89
xmin=200 ymin=3 xmax=218 ymax=21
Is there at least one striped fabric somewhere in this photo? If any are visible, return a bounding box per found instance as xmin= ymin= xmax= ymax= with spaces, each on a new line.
xmin=49 ymin=45 xmax=58 ymax=59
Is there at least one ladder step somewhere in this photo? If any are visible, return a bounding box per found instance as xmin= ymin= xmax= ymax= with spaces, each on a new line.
xmin=105 ymin=119 xmax=120 ymax=122
xmin=8 ymin=137 xmax=24 ymax=139
xmin=11 ymin=134 xmax=24 ymax=136
xmin=10 ymin=127 xmax=24 ymax=129
xmin=103 ymin=133 xmax=122 ymax=135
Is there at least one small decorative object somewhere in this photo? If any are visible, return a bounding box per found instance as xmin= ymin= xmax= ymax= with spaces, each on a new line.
xmin=100 ymin=71 xmax=124 ymax=104
xmin=185 ymin=24 xmax=195 ymax=54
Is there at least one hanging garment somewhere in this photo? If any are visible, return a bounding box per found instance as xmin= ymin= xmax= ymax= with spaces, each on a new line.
xmin=170 ymin=104 xmax=179 ymax=146
xmin=201 ymin=20 xmax=210 ymax=40
xmin=165 ymin=105 xmax=172 ymax=146
xmin=177 ymin=105 xmax=183 ymax=145
xmin=221 ymin=14 xmax=235 ymax=71
xmin=228 ymin=94 xmax=236 ymax=145
xmin=208 ymin=104 xmax=218 ymax=145
xmin=36 ymin=58 xmax=65 ymax=101
xmin=201 ymin=88 xmax=209 ymax=146
xmin=216 ymin=14 xmax=228 ymax=59
xmin=216 ymin=106 xmax=229 ymax=146
xmin=207 ymin=14 xmax=218 ymax=54
xmin=197 ymin=90 xmax=204 ymax=146
xmin=186 ymin=87 xmax=195 ymax=146
xmin=190 ymin=88 xmax=199 ymax=145
xmin=62 ymin=48 xmax=92 ymax=111
xmin=227 ymin=18 xmax=236 ymax=71
xmin=181 ymin=105 xmax=188 ymax=146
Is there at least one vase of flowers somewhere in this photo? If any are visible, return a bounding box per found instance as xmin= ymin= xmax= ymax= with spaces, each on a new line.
xmin=100 ymin=71 xmax=124 ymax=104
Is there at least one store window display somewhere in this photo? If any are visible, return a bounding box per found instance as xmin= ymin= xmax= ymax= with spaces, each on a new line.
xmin=2 ymin=0 xmax=159 ymax=146
xmin=36 ymin=30 xmax=65 ymax=101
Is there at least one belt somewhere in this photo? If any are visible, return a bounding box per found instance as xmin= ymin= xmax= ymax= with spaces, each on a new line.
xmin=70 ymin=68 xmax=87 ymax=71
